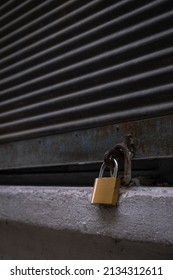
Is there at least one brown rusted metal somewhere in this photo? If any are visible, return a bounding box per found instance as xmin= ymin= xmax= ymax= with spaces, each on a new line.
xmin=0 ymin=115 xmax=172 ymax=171
xmin=104 ymin=135 xmax=133 ymax=185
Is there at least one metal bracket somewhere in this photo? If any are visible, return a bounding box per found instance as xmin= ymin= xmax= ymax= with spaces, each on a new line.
xmin=104 ymin=135 xmax=134 ymax=185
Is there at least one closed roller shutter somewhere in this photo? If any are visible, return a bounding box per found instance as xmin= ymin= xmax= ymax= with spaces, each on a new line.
xmin=0 ymin=0 xmax=173 ymax=187
xmin=0 ymin=0 xmax=173 ymax=144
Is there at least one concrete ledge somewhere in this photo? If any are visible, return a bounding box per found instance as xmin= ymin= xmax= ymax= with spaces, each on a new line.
xmin=0 ymin=186 xmax=173 ymax=244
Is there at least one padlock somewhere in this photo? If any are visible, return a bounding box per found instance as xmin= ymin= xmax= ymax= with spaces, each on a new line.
xmin=91 ymin=158 xmax=120 ymax=205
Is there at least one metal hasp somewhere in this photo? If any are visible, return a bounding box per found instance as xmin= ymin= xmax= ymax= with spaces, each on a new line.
xmin=104 ymin=135 xmax=134 ymax=185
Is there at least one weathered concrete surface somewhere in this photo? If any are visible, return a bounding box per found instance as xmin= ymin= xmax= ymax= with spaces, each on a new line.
xmin=0 ymin=186 xmax=173 ymax=259
xmin=0 ymin=221 xmax=173 ymax=260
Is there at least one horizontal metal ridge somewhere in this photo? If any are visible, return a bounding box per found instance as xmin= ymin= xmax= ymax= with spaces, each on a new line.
xmin=0 ymin=82 xmax=172 ymax=131
xmin=0 ymin=0 xmax=15 ymax=14
xmin=0 ymin=43 xmax=172 ymax=110
xmin=0 ymin=0 xmax=167 ymax=78
xmin=0 ymin=47 xmax=172 ymax=116
xmin=0 ymin=0 xmax=172 ymax=144
xmin=0 ymin=0 xmax=87 ymax=47
xmin=0 ymin=83 xmax=172 ymax=122
xmin=0 ymin=9 xmax=172 ymax=95
xmin=0 ymin=0 xmax=132 ymax=62
xmin=0 ymin=0 xmax=34 ymax=22
xmin=0 ymin=0 xmax=68 ymax=35
xmin=0 ymin=65 xmax=172 ymax=133
xmin=0 ymin=41 xmax=172 ymax=91
xmin=0 ymin=0 xmax=105 ymax=53
xmin=0 ymin=102 xmax=172 ymax=144
xmin=0 ymin=40 xmax=172 ymax=106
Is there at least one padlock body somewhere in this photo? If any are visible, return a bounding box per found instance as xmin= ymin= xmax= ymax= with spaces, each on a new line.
xmin=91 ymin=177 xmax=120 ymax=205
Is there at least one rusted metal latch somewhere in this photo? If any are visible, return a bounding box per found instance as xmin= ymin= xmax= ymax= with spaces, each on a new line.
xmin=103 ymin=135 xmax=134 ymax=185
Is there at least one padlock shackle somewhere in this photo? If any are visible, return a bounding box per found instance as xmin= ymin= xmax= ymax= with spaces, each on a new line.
xmin=99 ymin=158 xmax=118 ymax=178
xmin=104 ymin=141 xmax=132 ymax=185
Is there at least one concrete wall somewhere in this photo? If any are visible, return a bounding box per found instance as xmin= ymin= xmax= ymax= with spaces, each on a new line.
xmin=0 ymin=186 xmax=173 ymax=259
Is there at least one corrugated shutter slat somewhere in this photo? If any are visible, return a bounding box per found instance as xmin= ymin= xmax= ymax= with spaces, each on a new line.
xmin=0 ymin=0 xmax=172 ymax=143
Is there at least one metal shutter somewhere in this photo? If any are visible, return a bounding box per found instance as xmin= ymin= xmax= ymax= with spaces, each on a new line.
xmin=0 ymin=0 xmax=173 ymax=142
xmin=0 ymin=0 xmax=173 ymax=173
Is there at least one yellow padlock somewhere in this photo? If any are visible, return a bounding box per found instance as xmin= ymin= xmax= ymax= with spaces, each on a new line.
xmin=91 ymin=158 xmax=120 ymax=205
